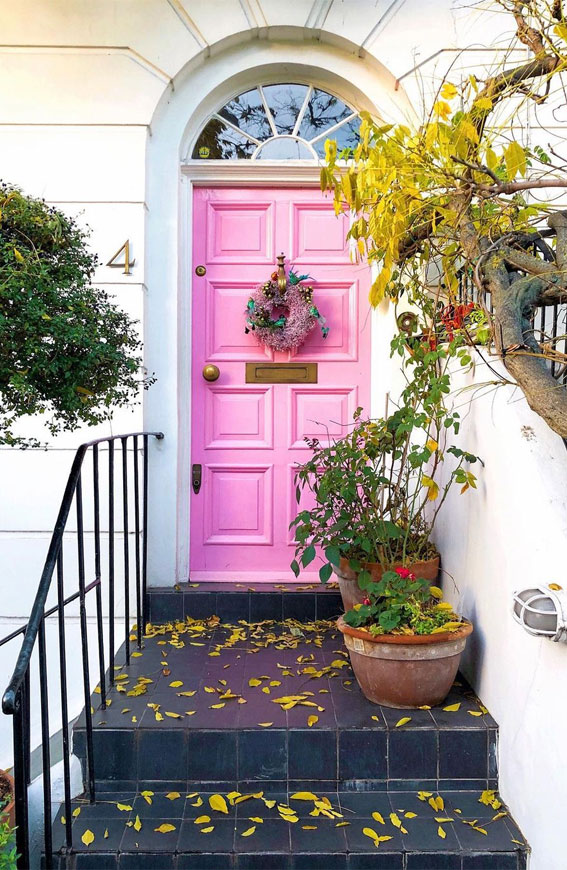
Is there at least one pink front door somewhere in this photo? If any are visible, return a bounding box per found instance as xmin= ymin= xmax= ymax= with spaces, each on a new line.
xmin=190 ymin=187 xmax=371 ymax=582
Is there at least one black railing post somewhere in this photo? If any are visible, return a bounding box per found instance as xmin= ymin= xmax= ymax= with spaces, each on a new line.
xmin=12 ymin=683 xmax=30 ymax=870
xmin=108 ymin=439 xmax=115 ymax=685
xmin=133 ymin=435 xmax=142 ymax=648
xmin=38 ymin=618 xmax=53 ymax=868
xmin=92 ymin=445 xmax=106 ymax=709
xmin=122 ymin=437 xmax=130 ymax=665
xmin=142 ymin=434 xmax=149 ymax=631
xmin=56 ymin=549 xmax=73 ymax=854
xmin=76 ymin=474 xmax=95 ymax=802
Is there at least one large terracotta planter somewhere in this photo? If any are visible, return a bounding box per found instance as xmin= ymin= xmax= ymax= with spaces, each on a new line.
xmin=333 ymin=555 xmax=440 ymax=612
xmin=0 ymin=769 xmax=14 ymax=830
xmin=338 ymin=615 xmax=473 ymax=709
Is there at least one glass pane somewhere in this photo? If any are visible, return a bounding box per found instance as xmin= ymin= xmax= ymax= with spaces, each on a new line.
xmin=191 ymin=119 xmax=257 ymax=159
xmin=255 ymin=137 xmax=313 ymax=160
xmin=262 ymin=84 xmax=309 ymax=134
xmin=218 ymin=88 xmax=271 ymax=141
xmin=299 ymin=88 xmax=352 ymax=140
xmin=312 ymin=116 xmax=361 ymax=158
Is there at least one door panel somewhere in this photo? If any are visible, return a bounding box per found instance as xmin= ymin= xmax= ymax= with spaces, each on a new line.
xmin=191 ymin=187 xmax=371 ymax=582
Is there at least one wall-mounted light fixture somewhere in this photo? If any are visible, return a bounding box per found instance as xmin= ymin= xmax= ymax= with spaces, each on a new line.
xmin=512 ymin=585 xmax=567 ymax=642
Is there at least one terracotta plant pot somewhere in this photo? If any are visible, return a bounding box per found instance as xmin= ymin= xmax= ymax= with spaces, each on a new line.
xmin=333 ymin=555 xmax=440 ymax=612
xmin=338 ymin=615 xmax=473 ymax=709
xmin=0 ymin=769 xmax=15 ymax=830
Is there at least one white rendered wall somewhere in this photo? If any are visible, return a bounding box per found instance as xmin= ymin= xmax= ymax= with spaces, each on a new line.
xmin=433 ymin=357 xmax=567 ymax=870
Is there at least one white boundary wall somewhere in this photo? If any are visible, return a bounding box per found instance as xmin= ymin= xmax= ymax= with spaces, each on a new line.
xmin=435 ymin=356 xmax=567 ymax=870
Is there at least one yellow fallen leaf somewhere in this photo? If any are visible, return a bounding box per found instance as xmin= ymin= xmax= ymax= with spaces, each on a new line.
xmin=302 ymin=825 xmax=317 ymax=830
xmin=116 ymin=803 xmax=132 ymax=812
xmin=166 ymin=792 xmax=181 ymax=800
xmin=438 ymin=825 xmax=446 ymax=839
xmin=291 ymin=792 xmax=319 ymax=801
xmin=133 ymin=815 xmax=142 ymax=832
xmin=154 ymin=823 xmax=176 ymax=833
xmin=249 ymin=817 xmax=264 ymax=824
xmin=200 ymin=826 xmax=214 ymax=833
xmin=155 ymin=712 xmax=164 ymax=721
xmin=371 ymin=715 xmax=381 ymax=722
xmin=241 ymin=826 xmax=256 ymax=837
xmin=363 ymin=827 xmax=380 ymax=846
xmin=395 ymin=717 xmax=412 ymax=727
xmin=257 ymin=722 xmax=273 ymax=727
xmin=81 ymin=829 xmax=94 ymax=847
xmin=186 ymin=711 xmax=196 ymax=716
xmin=279 ymin=814 xmax=299 ymax=823
xmin=468 ymin=711 xmax=483 ymax=717
xmin=404 ymin=812 xmax=417 ymax=819
xmin=263 ymin=799 xmax=276 ymax=809
xmin=492 ymin=812 xmax=508 ymax=821
xmin=177 ymin=691 xmax=197 ymax=697
xmin=418 ymin=705 xmax=431 ymax=710
xmin=443 ymin=703 xmax=461 ymax=712
xmin=204 ymin=687 xmax=216 ymax=693
xmin=191 ymin=797 xmax=203 ymax=807
xmin=336 ymin=821 xmax=350 ymax=827
xmin=72 ymin=808 xmax=81 ymax=818
xmin=435 ymin=817 xmax=454 ymax=822
xmin=209 ymin=794 xmax=229 ymax=814
xmin=104 ymin=828 xmax=109 ymax=839
xmin=141 ymin=791 xmax=154 ymax=805
xmin=195 ymin=816 xmax=211 ymax=824
xmin=372 ymin=811 xmax=385 ymax=825
xmin=169 ymin=681 xmax=183 ymax=688
xmin=307 ymin=715 xmax=319 ymax=727
xmin=210 ymin=703 xmax=225 ymax=709
xmin=248 ymin=678 xmax=262 ymax=687
xmin=165 ymin=711 xmax=183 ymax=718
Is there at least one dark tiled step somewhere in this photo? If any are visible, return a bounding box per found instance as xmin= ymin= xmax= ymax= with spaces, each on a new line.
xmin=73 ymin=620 xmax=497 ymax=789
xmin=49 ymin=787 xmax=527 ymax=870
xmin=147 ymin=583 xmax=343 ymax=624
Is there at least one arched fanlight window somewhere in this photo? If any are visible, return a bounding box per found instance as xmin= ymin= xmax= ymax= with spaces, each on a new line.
xmin=191 ymin=83 xmax=361 ymax=160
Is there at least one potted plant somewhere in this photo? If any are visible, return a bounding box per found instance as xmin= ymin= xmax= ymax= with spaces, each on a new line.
xmin=0 ymin=770 xmax=14 ymax=831
xmin=290 ymin=305 xmax=480 ymax=611
xmin=337 ymin=566 xmax=473 ymax=707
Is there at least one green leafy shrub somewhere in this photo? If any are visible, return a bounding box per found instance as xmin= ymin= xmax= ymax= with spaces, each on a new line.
xmin=0 ymin=182 xmax=151 ymax=446
xmin=0 ymin=813 xmax=16 ymax=870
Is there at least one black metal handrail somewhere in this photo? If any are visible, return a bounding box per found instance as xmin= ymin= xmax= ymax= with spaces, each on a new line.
xmin=1 ymin=430 xmax=163 ymax=869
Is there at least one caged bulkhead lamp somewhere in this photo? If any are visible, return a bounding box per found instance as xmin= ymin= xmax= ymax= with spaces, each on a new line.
xmin=512 ymin=584 xmax=567 ymax=642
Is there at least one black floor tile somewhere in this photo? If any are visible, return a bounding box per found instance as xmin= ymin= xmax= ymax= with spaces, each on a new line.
xmin=338 ymin=730 xmax=387 ymax=780
xmin=131 ymin=794 xmax=186 ymax=819
xmin=338 ymin=791 xmax=393 ymax=816
xmin=462 ymin=856 xmax=518 ymax=869
xmin=120 ymin=818 xmax=180 ymax=852
xmin=406 ymin=854 xmax=461 ymax=870
xmin=388 ymin=729 xmax=438 ymax=780
xmin=249 ymin=593 xmax=283 ymax=622
xmin=345 ymin=822 xmax=403 ymax=852
xmin=282 ymin=593 xmax=316 ymax=621
xmin=120 ymin=854 xmax=175 ymax=869
xmin=76 ymin=855 xmax=118 ymax=869
xmin=138 ymin=730 xmax=187 ymax=781
xmin=400 ymin=819 xmax=460 ymax=851
xmin=439 ymin=730 xmax=488 ymax=780
xmin=348 ymin=855 xmax=404 ymax=869
xmin=237 ymin=855 xmax=291 ymax=869
xmin=149 ymin=592 xmax=184 ymax=623
xmin=183 ymin=593 xmax=219 ymax=620
xmin=290 ymin=819 xmax=348 ymax=853
xmin=187 ymin=731 xmax=237 ymax=781
xmin=288 ymin=729 xmax=337 ymax=780
xmin=238 ymin=729 xmax=287 ymax=780
xmin=215 ymin=593 xmax=251 ymax=623
xmin=293 ymin=855 xmax=347 ymax=869
xmin=233 ymin=818 xmax=291 ymax=852
xmin=177 ymin=852 xmax=234 ymax=869
xmin=178 ymin=819 xmax=236 ymax=853
xmin=455 ymin=817 xmax=521 ymax=851
xmin=72 ymin=819 xmax=125 ymax=852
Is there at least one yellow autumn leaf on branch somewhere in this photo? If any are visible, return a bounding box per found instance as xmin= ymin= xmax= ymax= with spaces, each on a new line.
xmin=422 ymin=475 xmax=439 ymax=501
xmin=505 ymin=141 xmax=527 ymax=179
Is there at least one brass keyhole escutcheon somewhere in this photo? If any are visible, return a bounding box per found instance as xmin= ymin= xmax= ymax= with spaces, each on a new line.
xmin=202 ymin=364 xmax=220 ymax=382
xmin=195 ymin=265 xmax=207 ymax=277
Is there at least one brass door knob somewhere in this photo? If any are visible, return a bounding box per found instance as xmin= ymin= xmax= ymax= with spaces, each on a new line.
xmin=202 ymin=364 xmax=220 ymax=382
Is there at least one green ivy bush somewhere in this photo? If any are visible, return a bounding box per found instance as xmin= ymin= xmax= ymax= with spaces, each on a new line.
xmin=0 ymin=182 xmax=151 ymax=446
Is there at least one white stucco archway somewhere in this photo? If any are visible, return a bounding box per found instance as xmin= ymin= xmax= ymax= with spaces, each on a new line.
xmin=143 ymin=30 xmax=413 ymax=587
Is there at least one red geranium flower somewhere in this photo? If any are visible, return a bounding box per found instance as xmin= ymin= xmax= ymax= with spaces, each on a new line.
xmin=395 ymin=567 xmax=411 ymax=578
xmin=362 ymin=597 xmax=371 ymax=606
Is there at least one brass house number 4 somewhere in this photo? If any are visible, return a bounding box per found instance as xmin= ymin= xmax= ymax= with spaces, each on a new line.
xmin=106 ymin=239 xmax=135 ymax=274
